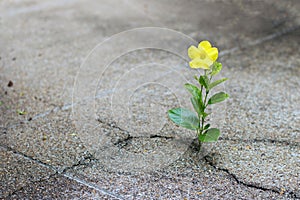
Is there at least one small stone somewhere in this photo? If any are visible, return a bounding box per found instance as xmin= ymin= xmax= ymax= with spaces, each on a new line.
xmin=246 ymin=145 xmax=251 ymax=150
xmin=8 ymin=80 xmax=13 ymax=87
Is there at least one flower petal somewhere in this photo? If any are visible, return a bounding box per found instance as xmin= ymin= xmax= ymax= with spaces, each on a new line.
xmin=189 ymin=58 xmax=211 ymax=69
xmin=188 ymin=45 xmax=201 ymax=59
xmin=206 ymin=47 xmax=218 ymax=61
xmin=198 ymin=41 xmax=212 ymax=51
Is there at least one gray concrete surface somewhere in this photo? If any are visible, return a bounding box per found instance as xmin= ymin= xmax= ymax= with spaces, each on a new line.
xmin=0 ymin=0 xmax=299 ymax=199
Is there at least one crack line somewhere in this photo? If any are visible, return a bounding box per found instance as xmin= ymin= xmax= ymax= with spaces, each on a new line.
xmin=7 ymin=172 xmax=58 ymax=198
xmin=97 ymin=118 xmax=174 ymax=146
xmin=63 ymin=173 xmax=125 ymax=200
xmin=204 ymin=156 xmax=298 ymax=199
xmin=1 ymin=145 xmax=124 ymax=199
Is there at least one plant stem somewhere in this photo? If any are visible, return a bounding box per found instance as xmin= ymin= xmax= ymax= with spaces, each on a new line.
xmin=201 ymin=90 xmax=209 ymax=131
xmin=198 ymin=70 xmax=213 ymax=148
xmin=200 ymin=70 xmax=207 ymax=133
xmin=199 ymin=73 xmax=203 ymax=133
xmin=200 ymin=71 xmax=212 ymax=133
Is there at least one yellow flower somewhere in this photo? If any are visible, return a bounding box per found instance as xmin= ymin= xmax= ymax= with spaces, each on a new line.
xmin=188 ymin=40 xmax=218 ymax=69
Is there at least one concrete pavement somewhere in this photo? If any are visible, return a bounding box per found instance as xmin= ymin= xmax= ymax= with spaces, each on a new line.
xmin=1 ymin=0 xmax=299 ymax=199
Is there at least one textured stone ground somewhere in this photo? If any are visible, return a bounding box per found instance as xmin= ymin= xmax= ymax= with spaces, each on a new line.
xmin=0 ymin=0 xmax=299 ymax=199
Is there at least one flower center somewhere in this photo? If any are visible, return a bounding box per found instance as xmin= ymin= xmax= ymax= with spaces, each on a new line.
xmin=199 ymin=52 xmax=206 ymax=59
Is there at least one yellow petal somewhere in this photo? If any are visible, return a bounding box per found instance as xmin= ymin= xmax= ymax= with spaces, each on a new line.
xmin=207 ymin=47 xmax=218 ymax=61
xmin=198 ymin=41 xmax=212 ymax=51
xmin=189 ymin=58 xmax=211 ymax=69
xmin=188 ymin=45 xmax=201 ymax=59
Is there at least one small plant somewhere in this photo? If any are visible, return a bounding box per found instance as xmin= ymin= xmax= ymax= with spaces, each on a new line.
xmin=168 ymin=41 xmax=229 ymax=149
xmin=17 ymin=109 xmax=27 ymax=115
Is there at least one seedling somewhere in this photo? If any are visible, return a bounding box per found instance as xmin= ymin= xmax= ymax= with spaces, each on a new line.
xmin=17 ymin=109 xmax=27 ymax=115
xmin=168 ymin=41 xmax=229 ymax=149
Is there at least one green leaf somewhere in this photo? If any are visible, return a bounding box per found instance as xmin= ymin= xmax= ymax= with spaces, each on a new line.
xmin=209 ymin=78 xmax=228 ymax=90
xmin=185 ymin=83 xmax=204 ymax=115
xmin=198 ymin=128 xmax=220 ymax=142
xmin=191 ymin=97 xmax=202 ymax=115
xmin=191 ymin=96 xmax=205 ymax=114
xmin=208 ymin=92 xmax=229 ymax=104
xmin=211 ymin=62 xmax=222 ymax=76
xmin=199 ymin=75 xmax=209 ymax=90
xmin=184 ymin=83 xmax=201 ymax=98
xmin=168 ymin=108 xmax=199 ymax=130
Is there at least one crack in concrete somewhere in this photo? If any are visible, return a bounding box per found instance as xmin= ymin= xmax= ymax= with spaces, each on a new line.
xmin=1 ymin=144 xmax=58 ymax=198
xmin=61 ymin=153 xmax=98 ymax=173
xmin=113 ymin=134 xmax=174 ymax=147
xmin=2 ymin=20 xmax=299 ymax=199
xmin=204 ymin=156 xmax=299 ymax=199
xmin=62 ymin=173 xmax=125 ymax=200
xmin=97 ymin=118 xmax=174 ymax=147
xmin=1 ymin=144 xmax=57 ymax=172
xmin=7 ymin=170 xmax=125 ymax=200
xmin=96 ymin=119 xmax=299 ymax=148
xmin=3 ymin=143 xmax=298 ymax=199
xmin=149 ymin=134 xmax=174 ymax=139
xmin=7 ymin=172 xmax=58 ymax=198
xmin=1 ymin=145 xmax=124 ymax=199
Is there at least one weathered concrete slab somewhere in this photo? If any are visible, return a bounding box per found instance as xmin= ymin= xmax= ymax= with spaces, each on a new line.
xmin=2 ymin=110 xmax=89 ymax=171
xmin=203 ymin=29 xmax=300 ymax=198
xmin=0 ymin=0 xmax=299 ymax=199
xmin=206 ymin=140 xmax=300 ymax=198
xmin=0 ymin=147 xmax=55 ymax=198
xmin=7 ymin=174 xmax=120 ymax=199
xmin=220 ymin=29 xmax=300 ymax=143
xmin=65 ymin=155 xmax=292 ymax=199
xmin=0 ymin=0 xmax=298 ymax=127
